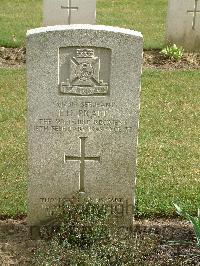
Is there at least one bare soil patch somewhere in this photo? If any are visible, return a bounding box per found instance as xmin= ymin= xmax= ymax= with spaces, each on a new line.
xmin=0 ymin=47 xmax=26 ymax=69
xmin=0 ymin=219 xmax=37 ymax=265
xmin=143 ymin=49 xmax=200 ymax=70
xmin=0 ymin=218 xmax=200 ymax=265
xmin=0 ymin=47 xmax=200 ymax=70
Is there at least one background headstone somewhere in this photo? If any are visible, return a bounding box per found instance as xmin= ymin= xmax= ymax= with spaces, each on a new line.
xmin=27 ymin=25 xmax=143 ymax=228
xmin=166 ymin=0 xmax=200 ymax=51
xmin=43 ymin=0 xmax=96 ymax=26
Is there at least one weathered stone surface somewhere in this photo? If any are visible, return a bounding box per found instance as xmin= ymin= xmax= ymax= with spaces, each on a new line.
xmin=166 ymin=0 xmax=200 ymax=51
xmin=43 ymin=0 xmax=96 ymax=26
xmin=27 ymin=25 xmax=143 ymax=227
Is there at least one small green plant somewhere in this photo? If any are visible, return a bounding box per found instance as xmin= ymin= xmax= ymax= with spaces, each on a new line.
xmin=33 ymin=194 xmax=136 ymax=265
xmin=160 ymin=44 xmax=184 ymax=61
xmin=174 ymin=203 xmax=200 ymax=247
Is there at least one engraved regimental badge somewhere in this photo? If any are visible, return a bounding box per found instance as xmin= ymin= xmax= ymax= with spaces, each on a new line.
xmin=59 ymin=48 xmax=109 ymax=96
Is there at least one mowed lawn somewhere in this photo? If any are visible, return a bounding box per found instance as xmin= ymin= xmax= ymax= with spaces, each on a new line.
xmin=0 ymin=68 xmax=199 ymax=217
xmin=0 ymin=0 xmax=167 ymax=49
xmin=0 ymin=69 xmax=27 ymax=216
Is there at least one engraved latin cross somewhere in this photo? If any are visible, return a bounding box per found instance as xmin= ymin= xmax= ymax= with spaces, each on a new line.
xmin=61 ymin=0 xmax=79 ymax=25
xmin=64 ymin=137 xmax=101 ymax=193
xmin=187 ymin=0 xmax=200 ymax=30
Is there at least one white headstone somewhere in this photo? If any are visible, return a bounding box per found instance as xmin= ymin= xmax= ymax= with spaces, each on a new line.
xmin=166 ymin=0 xmax=200 ymax=51
xmin=27 ymin=25 xmax=143 ymax=234
xmin=43 ymin=0 xmax=96 ymax=26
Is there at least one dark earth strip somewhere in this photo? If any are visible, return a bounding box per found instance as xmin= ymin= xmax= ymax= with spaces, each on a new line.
xmin=144 ymin=49 xmax=200 ymax=70
xmin=0 ymin=47 xmax=200 ymax=70
xmin=0 ymin=219 xmax=200 ymax=265
xmin=0 ymin=47 xmax=26 ymax=69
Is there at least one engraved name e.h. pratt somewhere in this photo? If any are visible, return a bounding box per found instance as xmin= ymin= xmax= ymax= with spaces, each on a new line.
xmin=59 ymin=48 xmax=109 ymax=96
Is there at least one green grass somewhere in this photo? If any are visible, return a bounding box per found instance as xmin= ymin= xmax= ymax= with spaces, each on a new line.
xmin=137 ymin=70 xmax=200 ymax=217
xmin=0 ymin=0 xmax=167 ymax=49
xmin=0 ymin=68 xmax=199 ymax=217
xmin=97 ymin=0 xmax=167 ymax=49
xmin=0 ymin=68 xmax=27 ymax=216
xmin=0 ymin=0 xmax=42 ymax=47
